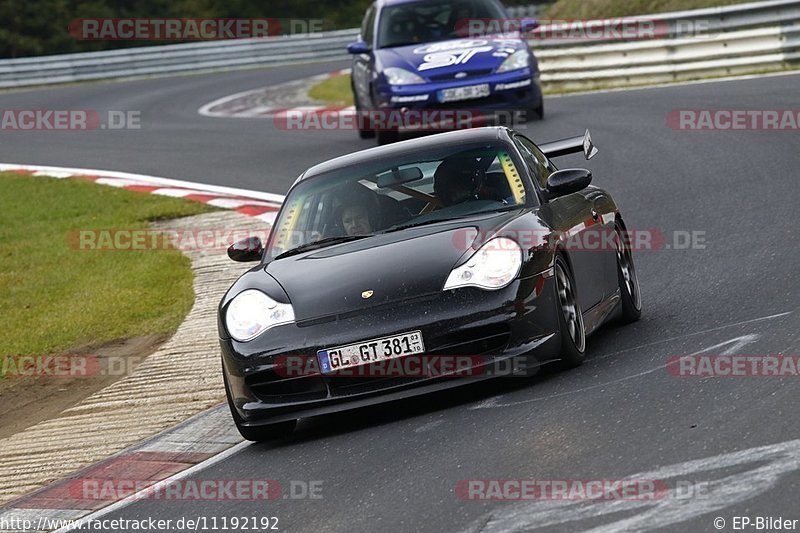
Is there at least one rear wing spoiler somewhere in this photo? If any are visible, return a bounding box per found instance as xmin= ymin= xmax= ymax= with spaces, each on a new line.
xmin=538 ymin=129 xmax=598 ymax=160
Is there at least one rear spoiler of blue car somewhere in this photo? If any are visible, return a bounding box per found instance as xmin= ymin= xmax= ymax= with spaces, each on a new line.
xmin=539 ymin=129 xmax=598 ymax=160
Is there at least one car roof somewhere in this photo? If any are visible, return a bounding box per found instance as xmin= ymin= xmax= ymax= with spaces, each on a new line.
xmin=298 ymin=127 xmax=514 ymax=183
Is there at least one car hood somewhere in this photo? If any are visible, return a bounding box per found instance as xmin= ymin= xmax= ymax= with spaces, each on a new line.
xmin=264 ymin=213 xmax=515 ymax=320
xmin=376 ymin=38 xmax=528 ymax=81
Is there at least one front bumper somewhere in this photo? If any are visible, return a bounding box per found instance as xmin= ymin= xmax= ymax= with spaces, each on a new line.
xmin=221 ymin=273 xmax=560 ymax=426
xmin=375 ymin=68 xmax=541 ymax=114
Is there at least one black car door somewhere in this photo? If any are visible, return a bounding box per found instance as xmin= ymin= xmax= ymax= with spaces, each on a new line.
xmin=513 ymin=135 xmax=611 ymax=312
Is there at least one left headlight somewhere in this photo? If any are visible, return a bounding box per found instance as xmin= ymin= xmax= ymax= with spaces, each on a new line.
xmin=225 ymin=289 xmax=295 ymax=342
xmin=444 ymin=237 xmax=523 ymax=291
xmin=496 ymin=50 xmax=530 ymax=73
xmin=384 ymin=67 xmax=425 ymax=85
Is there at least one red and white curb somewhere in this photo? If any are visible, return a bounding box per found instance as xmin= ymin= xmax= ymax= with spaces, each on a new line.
xmin=0 ymin=406 xmax=247 ymax=532
xmin=198 ymin=69 xmax=353 ymax=119
xmin=0 ymin=164 xmax=285 ymax=226
xmin=0 ymin=164 xmax=286 ymax=532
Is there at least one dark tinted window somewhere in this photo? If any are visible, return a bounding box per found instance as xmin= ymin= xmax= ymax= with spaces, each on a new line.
xmin=362 ymin=5 xmax=376 ymax=44
xmin=377 ymin=0 xmax=506 ymax=48
xmin=267 ymin=142 xmax=528 ymax=259
xmin=513 ymin=135 xmax=554 ymax=189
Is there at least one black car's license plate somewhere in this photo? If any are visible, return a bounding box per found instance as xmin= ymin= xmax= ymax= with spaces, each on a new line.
xmin=317 ymin=331 xmax=425 ymax=374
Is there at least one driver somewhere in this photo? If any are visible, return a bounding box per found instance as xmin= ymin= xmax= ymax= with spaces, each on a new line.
xmin=433 ymin=155 xmax=484 ymax=207
xmin=341 ymin=204 xmax=373 ymax=236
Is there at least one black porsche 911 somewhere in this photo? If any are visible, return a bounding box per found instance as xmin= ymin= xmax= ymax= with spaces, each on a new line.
xmin=219 ymin=126 xmax=641 ymax=441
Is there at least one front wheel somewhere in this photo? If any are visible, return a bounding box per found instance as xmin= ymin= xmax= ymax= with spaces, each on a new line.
xmin=554 ymin=256 xmax=586 ymax=369
xmin=614 ymin=225 xmax=642 ymax=323
xmin=376 ymin=129 xmax=400 ymax=145
xmin=527 ymin=98 xmax=544 ymax=121
xmin=353 ymin=91 xmax=375 ymax=140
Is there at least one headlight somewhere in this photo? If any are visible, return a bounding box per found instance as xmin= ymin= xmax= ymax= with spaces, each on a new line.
xmin=384 ymin=67 xmax=425 ymax=85
xmin=496 ymin=50 xmax=530 ymax=73
xmin=225 ymin=289 xmax=295 ymax=342
xmin=444 ymin=237 xmax=523 ymax=291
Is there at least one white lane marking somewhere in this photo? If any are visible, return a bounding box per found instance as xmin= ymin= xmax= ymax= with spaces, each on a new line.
xmin=470 ymin=331 xmax=763 ymax=410
xmin=197 ymin=87 xmax=275 ymax=117
xmin=592 ymin=311 xmax=792 ymax=362
xmin=462 ymin=438 xmax=800 ymax=533
xmin=415 ymin=419 xmax=445 ymax=433
xmin=52 ymin=441 xmax=252 ymax=533
xmin=0 ymin=163 xmax=286 ymax=204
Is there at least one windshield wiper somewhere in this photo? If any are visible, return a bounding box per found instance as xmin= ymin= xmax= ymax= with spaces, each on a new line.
xmin=380 ymin=41 xmax=420 ymax=48
xmin=274 ymin=235 xmax=371 ymax=260
xmin=382 ymin=217 xmax=461 ymax=233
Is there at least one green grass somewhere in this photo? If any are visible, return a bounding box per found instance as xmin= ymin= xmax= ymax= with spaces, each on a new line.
xmin=545 ymin=0 xmax=755 ymax=19
xmin=308 ymin=74 xmax=354 ymax=106
xmin=0 ymin=172 xmax=212 ymax=358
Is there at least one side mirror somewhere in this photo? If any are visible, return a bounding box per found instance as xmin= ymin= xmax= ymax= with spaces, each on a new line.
xmin=520 ymin=18 xmax=539 ymax=32
xmin=547 ymin=168 xmax=592 ymax=198
xmin=227 ymin=237 xmax=263 ymax=262
xmin=347 ymin=41 xmax=371 ymax=54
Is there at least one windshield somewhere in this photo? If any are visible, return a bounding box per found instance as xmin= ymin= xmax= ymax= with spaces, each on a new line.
xmin=377 ymin=0 xmax=507 ymax=48
xmin=267 ymin=141 xmax=529 ymax=259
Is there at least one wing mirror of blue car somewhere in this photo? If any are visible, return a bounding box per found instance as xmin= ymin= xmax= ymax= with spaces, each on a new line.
xmin=347 ymin=41 xmax=371 ymax=54
xmin=520 ymin=18 xmax=539 ymax=32
xmin=227 ymin=236 xmax=263 ymax=262
xmin=546 ymin=168 xmax=593 ymax=199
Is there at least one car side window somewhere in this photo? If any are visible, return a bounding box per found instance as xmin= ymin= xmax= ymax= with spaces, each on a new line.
xmin=362 ymin=5 xmax=376 ymax=45
xmin=513 ymin=135 xmax=554 ymax=189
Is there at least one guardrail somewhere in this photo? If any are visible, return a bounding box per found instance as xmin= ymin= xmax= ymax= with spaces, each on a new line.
xmin=532 ymin=0 xmax=800 ymax=90
xmin=0 ymin=29 xmax=359 ymax=89
xmin=0 ymin=0 xmax=798 ymax=90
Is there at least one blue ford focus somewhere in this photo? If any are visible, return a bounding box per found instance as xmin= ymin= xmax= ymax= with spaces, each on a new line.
xmin=348 ymin=0 xmax=543 ymax=145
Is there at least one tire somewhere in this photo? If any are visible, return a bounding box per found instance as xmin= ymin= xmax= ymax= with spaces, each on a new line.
xmin=376 ymin=129 xmax=400 ymax=145
xmin=554 ymin=255 xmax=586 ymax=369
xmin=614 ymin=225 xmax=642 ymax=324
xmin=528 ymin=98 xmax=544 ymax=121
xmin=353 ymin=90 xmax=375 ymax=140
xmin=223 ymin=368 xmax=297 ymax=442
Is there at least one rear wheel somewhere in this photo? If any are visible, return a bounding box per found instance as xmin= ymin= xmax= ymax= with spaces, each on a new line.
xmin=614 ymin=225 xmax=642 ymax=323
xmin=223 ymin=368 xmax=297 ymax=442
xmin=554 ymin=256 xmax=586 ymax=369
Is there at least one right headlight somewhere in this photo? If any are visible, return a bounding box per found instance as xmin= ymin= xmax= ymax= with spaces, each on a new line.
xmin=225 ymin=289 xmax=295 ymax=342
xmin=444 ymin=237 xmax=523 ymax=291
xmin=384 ymin=67 xmax=425 ymax=85
xmin=496 ymin=50 xmax=530 ymax=73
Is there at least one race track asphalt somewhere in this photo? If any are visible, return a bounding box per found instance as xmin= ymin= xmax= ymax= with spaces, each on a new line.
xmin=2 ymin=64 xmax=799 ymax=532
